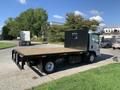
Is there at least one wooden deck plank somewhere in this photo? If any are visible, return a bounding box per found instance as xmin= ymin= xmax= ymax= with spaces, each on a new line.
xmin=14 ymin=47 xmax=84 ymax=56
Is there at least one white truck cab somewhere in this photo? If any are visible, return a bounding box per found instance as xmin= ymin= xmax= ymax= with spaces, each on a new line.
xmin=19 ymin=31 xmax=31 ymax=46
xmin=89 ymin=32 xmax=100 ymax=56
xmin=65 ymin=30 xmax=100 ymax=63
xmin=83 ymin=32 xmax=100 ymax=63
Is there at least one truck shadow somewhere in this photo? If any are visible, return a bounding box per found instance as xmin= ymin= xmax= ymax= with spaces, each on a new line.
xmin=23 ymin=43 xmax=42 ymax=46
xmin=95 ymin=54 xmax=113 ymax=62
xmin=57 ymin=54 xmax=113 ymax=71
xmin=18 ymin=42 xmax=43 ymax=47
xmin=29 ymin=53 xmax=113 ymax=77
xmin=29 ymin=66 xmax=45 ymax=77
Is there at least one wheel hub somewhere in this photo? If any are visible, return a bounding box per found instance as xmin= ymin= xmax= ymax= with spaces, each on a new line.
xmin=90 ymin=55 xmax=95 ymax=62
xmin=45 ymin=62 xmax=54 ymax=72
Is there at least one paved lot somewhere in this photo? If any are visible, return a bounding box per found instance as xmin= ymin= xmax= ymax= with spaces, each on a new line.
xmin=0 ymin=43 xmax=120 ymax=90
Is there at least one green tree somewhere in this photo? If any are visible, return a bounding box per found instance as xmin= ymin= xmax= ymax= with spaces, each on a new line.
xmin=3 ymin=8 xmax=48 ymax=39
xmin=33 ymin=8 xmax=48 ymax=37
xmin=65 ymin=12 xmax=84 ymax=29
xmin=65 ymin=12 xmax=99 ymax=31
xmin=16 ymin=8 xmax=48 ymax=37
xmin=2 ymin=25 xmax=13 ymax=40
xmin=5 ymin=18 xmax=20 ymax=38
xmin=49 ymin=25 xmax=69 ymax=42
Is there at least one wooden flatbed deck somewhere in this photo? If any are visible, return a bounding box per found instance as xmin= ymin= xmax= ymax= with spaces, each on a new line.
xmin=14 ymin=47 xmax=84 ymax=56
xmin=12 ymin=47 xmax=85 ymax=70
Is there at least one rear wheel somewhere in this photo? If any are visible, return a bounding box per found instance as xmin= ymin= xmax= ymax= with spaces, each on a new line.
xmin=19 ymin=41 xmax=22 ymax=46
xmin=43 ymin=60 xmax=56 ymax=74
xmin=26 ymin=42 xmax=31 ymax=46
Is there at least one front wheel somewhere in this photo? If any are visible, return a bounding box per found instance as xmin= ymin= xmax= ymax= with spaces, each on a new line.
xmin=84 ymin=53 xmax=96 ymax=63
xmin=43 ymin=61 xmax=56 ymax=74
xmin=89 ymin=53 xmax=96 ymax=63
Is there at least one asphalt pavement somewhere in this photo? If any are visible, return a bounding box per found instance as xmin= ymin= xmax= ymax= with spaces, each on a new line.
xmin=0 ymin=42 xmax=120 ymax=90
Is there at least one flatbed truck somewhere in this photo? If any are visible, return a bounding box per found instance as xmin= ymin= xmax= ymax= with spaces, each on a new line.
xmin=12 ymin=30 xmax=100 ymax=74
xmin=19 ymin=31 xmax=31 ymax=46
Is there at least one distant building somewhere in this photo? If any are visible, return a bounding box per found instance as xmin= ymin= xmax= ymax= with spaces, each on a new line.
xmin=103 ymin=27 xmax=120 ymax=34
xmin=100 ymin=26 xmax=120 ymax=41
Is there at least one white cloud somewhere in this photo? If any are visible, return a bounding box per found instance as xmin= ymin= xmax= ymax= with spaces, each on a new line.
xmin=19 ymin=0 xmax=27 ymax=4
xmin=90 ymin=9 xmax=103 ymax=16
xmin=99 ymin=23 xmax=105 ymax=27
xmin=89 ymin=15 xmax=104 ymax=22
xmin=74 ymin=10 xmax=85 ymax=16
xmin=53 ymin=15 xmax=64 ymax=19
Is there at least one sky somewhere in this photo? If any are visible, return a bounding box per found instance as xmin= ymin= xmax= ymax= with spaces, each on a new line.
xmin=0 ymin=0 xmax=120 ymax=31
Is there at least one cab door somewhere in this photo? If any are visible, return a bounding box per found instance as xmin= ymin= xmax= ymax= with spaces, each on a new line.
xmin=89 ymin=33 xmax=100 ymax=56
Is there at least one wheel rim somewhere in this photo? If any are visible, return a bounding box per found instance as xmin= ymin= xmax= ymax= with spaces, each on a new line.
xmin=90 ymin=55 xmax=95 ymax=62
xmin=45 ymin=62 xmax=54 ymax=72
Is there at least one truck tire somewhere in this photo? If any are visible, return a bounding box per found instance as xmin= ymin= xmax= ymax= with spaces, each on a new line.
xmin=88 ymin=53 xmax=96 ymax=63
xmin=26 ymin=42 xmax=29 ymax=46
xmin=27 ymin=62 xmax=32 ymax=67
xmin=43 ymin=60 xmax=56 ymax=74
xmin=19 ymin=41 xmax=22 ymax=46
xmin=113 ymin=47 xmax=115 ymax=50
xmin=29 ymin=42 xmax=31 ymax=46
xmin=84 ymin=53 xmax=96 ymax=63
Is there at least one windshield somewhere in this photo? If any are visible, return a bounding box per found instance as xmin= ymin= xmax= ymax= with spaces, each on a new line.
xmin=92 ymin=34 xmax=99 ymax=43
